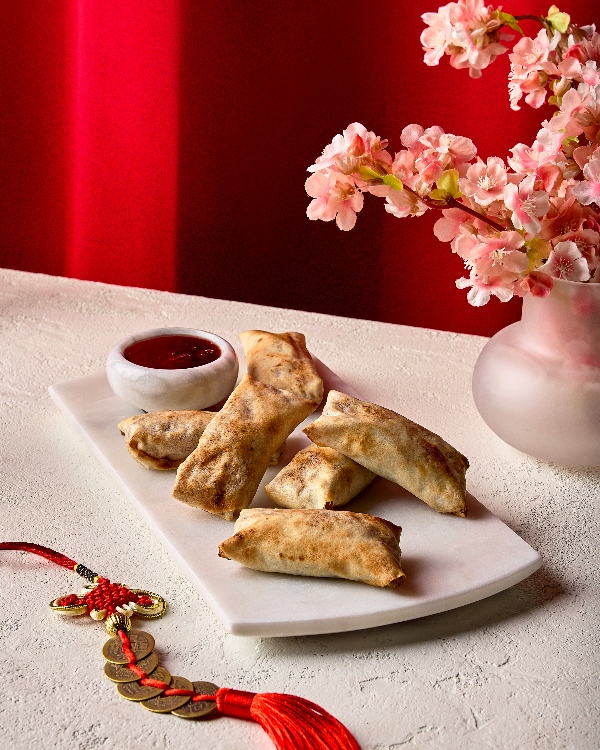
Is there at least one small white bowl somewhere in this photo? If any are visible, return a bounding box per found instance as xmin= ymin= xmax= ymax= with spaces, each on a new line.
xmin=106 ymin=327 xmax=239 ymax=411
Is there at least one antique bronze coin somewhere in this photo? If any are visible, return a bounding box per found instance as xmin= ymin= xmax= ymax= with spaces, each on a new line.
xmin=141 ymin=676 xmax=194 ymax=713
xmin=102 ymin=631 xmax=155 ymax=664
xmin=104 ymin=652 xmax=159 ymax=683
xmin=171 ymin=681 xmax=219 ymax=719
xmin=117 ymin=666 xmax=171 ymax=701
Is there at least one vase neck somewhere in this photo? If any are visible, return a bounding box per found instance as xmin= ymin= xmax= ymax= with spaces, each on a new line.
xmin=520 ymin=280 xmax=600 ymax=366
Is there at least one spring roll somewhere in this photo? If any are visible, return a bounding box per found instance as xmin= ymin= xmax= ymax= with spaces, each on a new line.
xmin=265 ymin=444 xmax=375 ymax=510
xmin=239 ymin=330 xmax=324 ymax=406
xmin=173 ymin=374 xmax=316 ymax=520
xmin=119 ymin=411 xmax=285 ymax=470
xmin=118 ymin=411 xmax=215 ymax=470
xmin=218 ymin=508 xmax=405 ymax=588
xmin=304 ymin=391 xmax=469 ymax=517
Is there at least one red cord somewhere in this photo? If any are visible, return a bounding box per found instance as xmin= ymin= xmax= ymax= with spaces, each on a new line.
xmin=0 ymin=542 xmax=77 ymax=570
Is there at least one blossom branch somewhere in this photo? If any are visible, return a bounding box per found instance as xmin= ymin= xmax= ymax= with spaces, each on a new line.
xmin=305 ymin=3 xmax=600 ymax=306
xmin=446 ymin=197 xmax=507 ymax=232
xmin=403 ymin=185 xmax=507 ymax=232
xmin=496 ymin=14 xmax=551 ymax=34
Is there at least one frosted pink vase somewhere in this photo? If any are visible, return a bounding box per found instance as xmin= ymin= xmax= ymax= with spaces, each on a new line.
xmin=472 ymin=278 xmax=600 ymax=466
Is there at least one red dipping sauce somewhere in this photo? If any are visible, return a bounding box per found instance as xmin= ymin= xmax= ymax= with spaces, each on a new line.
xmin=124 ymin=335 xmax=221 ymax=370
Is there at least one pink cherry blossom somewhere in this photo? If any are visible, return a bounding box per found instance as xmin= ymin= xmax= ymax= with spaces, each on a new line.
xmin=434 ymin=207 xmax=476 ymax=242
xmin=538 ymin=240 xmax=591 ymax=281
xmin=400 ymin=124 xmax=425 ymax=151
xmin=554 ymin=227 xmax=600 ymax=271
xmin=576 ymin=98 xmax=600 ymax=144
xmin=455 ymin=268 xmax=518 ymax=306
xmin=449 ymin=24 xmax=507 ymax=78
xmin=540 ymin=194 xmax=584 ymax=239
xmin=546 ymin=88 xmax=586 ymax=136
xmin=308 ymin=123 xmax=391 ymax=176
xmin=418 ymin=127 xmax=477 ymax=168
xmin=519 ymin=270 xmax=554 ymax=297
xmin=556 ymin=56 xmax=582 ymax=80
xmin=305 ymin=171 xmax=364 ymax=231
xmin=421 ymin=10 xmax=454 ymax=66
xmin=508 ymin=70 xmax=549 ymax=111
xmin=509 ymin=28 xmax=555 ymax=76
xmin=537 ymin=164 xmax=563 ymax=193
xmin=573 ymin=156 xmax=600 ymax=206
xmin=565 ymin=31 xmax=600 ymax=68
xmin=384 ymin=190 xmax=428 ymax=219
xmin=412 ymin=158 xmax=444 ymax=190
xmin=421 ymin=1 xmax=507 ymax=78
xmin=391 ymin=148 xmax=417 ymax=180
xmin=459 ymin=156 xmax=508 ymax=205
xmin=504 ymin=174 xmax=550 ymax=236
xmin=392 ymin=125 xmax=478 ymax=196
xmin=508 ymin=128 xmax=563 ymax=174
xmin=451 ymin=229 xmax=479 ymax=260
xmin=580 ymin=61 xmax=600 ymax=88
xmin=508 ymin=29 xmax=559 ymax=110
xmin=467 ymin=231 xmax=528 ymax=276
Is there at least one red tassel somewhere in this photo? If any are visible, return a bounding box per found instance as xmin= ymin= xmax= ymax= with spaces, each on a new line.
xmin=201 ymin=687 xmax=361 ymax=750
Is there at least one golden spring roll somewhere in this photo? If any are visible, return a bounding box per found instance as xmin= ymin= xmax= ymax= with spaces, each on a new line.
xmin=218 ymin=508 xmax=405 ymax=588
xmin=118 ymin=411 xmax=215 ymax=470
xmin=119 ymin=411 xmax=285 ymax=470
xmin=239 ymin=330 xmax=324 ymax=406
xmin=173 ymin=374 xmax=316 ymax=520
xmin=265 ymin=444 xmax=375 ymax=509
xmin=304 ymin=391 xmax=469 ymax=517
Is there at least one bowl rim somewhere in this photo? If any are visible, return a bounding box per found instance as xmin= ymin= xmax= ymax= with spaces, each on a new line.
xmin=107 ymin=327 xmax=237 ymax=374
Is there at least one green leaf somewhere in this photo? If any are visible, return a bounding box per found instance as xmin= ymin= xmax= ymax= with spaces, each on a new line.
xmin=436 ymin=169 xmax=461 ymax=199
xmin=428 ymin=189 xmax=448 ymax=202
xmin=526 ymin=238 xmax=552 ymax=271
xmin=381 ymin=174 xmax=403 ymax=191
xmin=497 ymin=11 xmax=524 ymax=35
xmin=562 ymin=135 xmax=579 ymax=149
xmin=546 ymin=8 xmax=570 ymax=34
xmin=358 ymin=166 xmax=382 ymax=181
xmin=358 ymin=167 xmax=403 ymax=190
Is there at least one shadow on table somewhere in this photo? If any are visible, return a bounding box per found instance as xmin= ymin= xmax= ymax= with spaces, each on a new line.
xmin=256 ymin=564 xmax=566 ymax=655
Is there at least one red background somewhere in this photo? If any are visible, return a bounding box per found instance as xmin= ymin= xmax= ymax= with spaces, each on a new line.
xmin=1 ymin=0 xmax=596 ymax=336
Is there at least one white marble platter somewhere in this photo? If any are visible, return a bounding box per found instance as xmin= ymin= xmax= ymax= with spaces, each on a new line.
xmin=49 ymin=361 xmax=541 ymax=637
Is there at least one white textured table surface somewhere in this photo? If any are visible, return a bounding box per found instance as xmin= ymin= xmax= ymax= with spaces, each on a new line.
xmin=1 ymin=268 xmax=598 ymax=750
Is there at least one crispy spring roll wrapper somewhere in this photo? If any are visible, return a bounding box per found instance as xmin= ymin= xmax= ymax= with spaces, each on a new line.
xmin=118 ymin=411 xmax=214 ymax=470
xmin=172 ymin=374 xmax=316 ymax=520
xmin=304 ymin=391 xmax=469 ymax=517
xmin=239 ymin=330 xmax=324 ymax=406
xmin=218 ymin=508 xmax=405 ymax=588
xmin=265 ymin=444 xmax=376 ymax=510
xmin=118 ymin=411 xmax=285 ymax=470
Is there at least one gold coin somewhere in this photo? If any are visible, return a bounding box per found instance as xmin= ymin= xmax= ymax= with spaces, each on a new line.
xmin=104 ymin=652 xmax=159 ymax=683
xmin=141 ymin=676 xmax=194 ymax=713
xmin=102 ymin=631 xmax=155 ymax=664
xmin=117 ymin=666 xmax=171 ymax=701
xmin=171 ymin=681 xmax=219 ymax=720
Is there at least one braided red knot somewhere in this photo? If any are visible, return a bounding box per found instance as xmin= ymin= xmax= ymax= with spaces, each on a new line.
xmin=57 ymin=579 xmax=153 ymax=618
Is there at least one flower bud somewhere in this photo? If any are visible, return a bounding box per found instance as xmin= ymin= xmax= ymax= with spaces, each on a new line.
xmin=552 ymin=77 xmax=571 ymax=98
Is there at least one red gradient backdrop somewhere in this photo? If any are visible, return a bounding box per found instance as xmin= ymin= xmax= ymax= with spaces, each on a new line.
xmin=0 ymin=0 xmax=596 ymax=336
